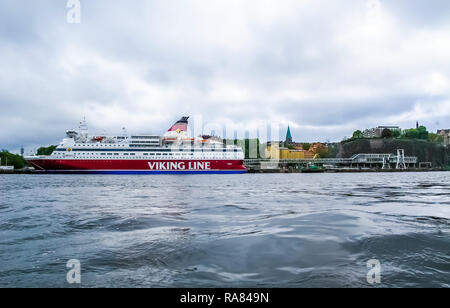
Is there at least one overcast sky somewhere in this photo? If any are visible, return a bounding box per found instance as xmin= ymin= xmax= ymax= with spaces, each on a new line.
xmin=1 ymin=0 xmax=450 ymax=153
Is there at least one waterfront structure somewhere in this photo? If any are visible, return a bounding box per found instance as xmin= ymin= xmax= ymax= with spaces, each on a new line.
xmin=396 ymin=149 xmax=407 ymax=169
xmin=25 ymin=117 xmax=247 ymax=174
xmin=363 ymin=126 xmax=401 ymax=138
xmin=246 ymin=150 xmax=418 ymax=171
xmin=437 ymin=129 xmax=450 ymax=145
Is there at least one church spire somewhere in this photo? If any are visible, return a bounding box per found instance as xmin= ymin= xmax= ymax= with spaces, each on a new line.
xmin=286 ymin=126 xmax=293 ymax=144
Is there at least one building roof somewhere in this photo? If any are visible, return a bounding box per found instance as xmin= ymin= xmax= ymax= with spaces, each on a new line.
xmin=286 ymin=126 xmax=292 ymax=141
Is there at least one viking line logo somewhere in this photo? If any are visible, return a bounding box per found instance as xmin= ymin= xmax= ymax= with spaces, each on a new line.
xmin=148 ymin=162 xmax=211 ymax=170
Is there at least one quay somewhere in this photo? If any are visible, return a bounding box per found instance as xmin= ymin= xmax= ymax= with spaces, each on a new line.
xmin=244 ymin=151 xmax=436 ymax=173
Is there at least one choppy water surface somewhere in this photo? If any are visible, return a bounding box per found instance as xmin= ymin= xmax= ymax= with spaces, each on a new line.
xmin=0 ymin=173 xmax=449 ymax=288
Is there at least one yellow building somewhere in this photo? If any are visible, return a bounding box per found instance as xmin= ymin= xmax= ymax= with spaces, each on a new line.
xmin=265 ymin=145 xmax=305 ymax=160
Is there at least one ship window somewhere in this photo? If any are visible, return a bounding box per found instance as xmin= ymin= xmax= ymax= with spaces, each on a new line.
xmin=107 ymin=153 xmax=112 ymax=155
xmin=143 ymin=153 xmax=148 ymax=156
xmin=114 ymin=153 xmax=119 ymax=155
xmin=130 ymin=153 xmax=135 ymax=156
xmin=101 ymin=153 xmax=106 ymax=155
xmin=124 ymin=153 xmax=129 ymax=156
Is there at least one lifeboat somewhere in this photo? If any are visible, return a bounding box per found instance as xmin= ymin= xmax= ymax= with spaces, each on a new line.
xmin=92 ymin=136 xmax=105 ymax=142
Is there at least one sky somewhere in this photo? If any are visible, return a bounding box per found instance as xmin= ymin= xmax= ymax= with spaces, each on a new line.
xmin=1 ymin=0 xmax=450 ymax=153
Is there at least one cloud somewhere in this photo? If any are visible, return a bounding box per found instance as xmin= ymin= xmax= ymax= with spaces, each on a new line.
xmin=0 ymin=0 xmax=450 ymax=152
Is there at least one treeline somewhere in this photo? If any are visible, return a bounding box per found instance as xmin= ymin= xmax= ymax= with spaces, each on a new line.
xmin=0 ymin=150 xmax=27 ymax=169
xmin=0 ymin=145 xmax=56 ymax=170
xmin=350 ymin=126 xmax=444 ymax=143
xmin=37 ymin=145 xmax=57 ymax=156
xmin=224 ymin=139 xmax=262 ymax=159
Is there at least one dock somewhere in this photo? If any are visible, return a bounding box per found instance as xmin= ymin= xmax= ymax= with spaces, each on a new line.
xmin=244 ymin=151 xmax=433 ymax=173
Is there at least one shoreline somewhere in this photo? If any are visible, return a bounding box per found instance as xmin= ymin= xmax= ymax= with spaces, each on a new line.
xmin=1 ymin=169 xmax=449 ymax=174
xmin=249 ymin=168 xmax=449 ymax=173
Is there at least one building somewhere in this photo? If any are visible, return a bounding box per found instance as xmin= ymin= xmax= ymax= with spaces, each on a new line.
xmin=363 ymin=126 xmax=401 ymax=138
xmin=437 ymin=129 xmax=450 ymax=145
xmin=285 ymin=126 xmax=293 ymax=144
xmin=265 ymin=144 xmax=306 ymax=160
xmin=263 ymin=127 xmax=328 ymax=159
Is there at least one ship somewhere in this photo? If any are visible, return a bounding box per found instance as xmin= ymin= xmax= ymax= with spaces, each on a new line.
xmin=25 ymin=117 xmax=247 ymax=174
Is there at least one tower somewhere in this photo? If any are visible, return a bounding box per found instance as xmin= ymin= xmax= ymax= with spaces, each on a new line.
xmin=396 ymin=149 xmax=407 ymax=169
xmin=285 ymin=126 xmax=293 ymax=145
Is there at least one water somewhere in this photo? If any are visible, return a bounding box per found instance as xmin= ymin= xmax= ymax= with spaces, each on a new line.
xmin=0 ymin=172 xmax=449 ymax=288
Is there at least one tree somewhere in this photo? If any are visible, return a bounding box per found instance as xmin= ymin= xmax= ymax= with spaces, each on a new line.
xmin=315 ymin=144 xmax=328 ymax=158
xmin=417 ymin=126 xmax=429 ymax=140
xmin=403 ymin=129 xmax=419 ymax=139
xmin=402 ymin=126 xmax=429 ymax=140
xmin=429 ymin=133 xmax=444 ymax=143
xmin=381 ymin=128 xmax=392 ymax=138
xmin=0 ymin=151 xmax=26 ymax=169
xmin=392 ymin=130 xmax=401 ymax=138
xmin=37 ymin=145 xmax=57 ymax=156
xmin=229 ymin=139 xmax=261 ymax=159
xmin=352 ymin=130 xmax=364 ymax=139
xmin=303 ymin=143 xmax=311 ymax=151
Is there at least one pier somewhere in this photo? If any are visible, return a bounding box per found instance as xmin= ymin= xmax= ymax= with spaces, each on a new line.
xmin=245 ymin=151 xmax=420 ymax=172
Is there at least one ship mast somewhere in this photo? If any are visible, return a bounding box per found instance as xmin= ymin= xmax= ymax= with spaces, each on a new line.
xmin=79 ymin=117 xmax=89 ymax=142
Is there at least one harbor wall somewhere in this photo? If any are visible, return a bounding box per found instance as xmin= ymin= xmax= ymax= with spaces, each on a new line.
xmin=336 ymin=139 xmax=450 ymax=167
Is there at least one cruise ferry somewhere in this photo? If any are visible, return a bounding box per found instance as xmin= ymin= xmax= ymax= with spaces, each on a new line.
xmin=25 ymin=117 xmax=247 ymax=174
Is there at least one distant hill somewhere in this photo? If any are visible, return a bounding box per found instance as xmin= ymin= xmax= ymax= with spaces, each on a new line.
xmin=336 ymin=138 xmax=450 ymax=167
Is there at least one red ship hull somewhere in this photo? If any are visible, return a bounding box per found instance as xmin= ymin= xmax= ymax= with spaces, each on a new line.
xmin=26 ymin=159 xmax=247 ymax=174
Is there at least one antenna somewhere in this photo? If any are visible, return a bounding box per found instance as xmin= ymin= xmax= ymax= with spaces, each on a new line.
xmin=79 ymin=116 xmax=89 ymax=140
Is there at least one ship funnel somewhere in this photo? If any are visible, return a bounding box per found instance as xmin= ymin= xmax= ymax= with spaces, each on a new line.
xmin=168 ymin=116 xmax=189 ymax=132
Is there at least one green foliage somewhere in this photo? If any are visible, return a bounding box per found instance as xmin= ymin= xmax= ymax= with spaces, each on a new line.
xmin=428 ymin=133 xmax=444 ymax=143
xmin=402 ymin=126 xmax=429 ymax=140
xmin=302 ymin=143 xmax=311 ymax=151
xmin=381 ymin=128 xmax=392 ymax=138
xmin=352 ymin=130 xmax=364 ymax=139
xmin=227 ymin=139 xmax=261 ymax=159
xmin=0 ymin=151 xmax=27 ymax=169
xmin=243 ymin=139 xmax=261 ymax=159
xmin=37 ymin=145 xmax=57 ymax=156
xmin=315 ymin=144 xmax=338 ymax=158
xmin=391 ymin=129 xmax=401 ymax=138
xmin=286 ymin=144 xmax=296 ymax=150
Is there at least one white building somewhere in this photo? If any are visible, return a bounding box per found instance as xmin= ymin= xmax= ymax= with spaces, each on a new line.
xmin=363 ymin=126 xmax=401 ymax=138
